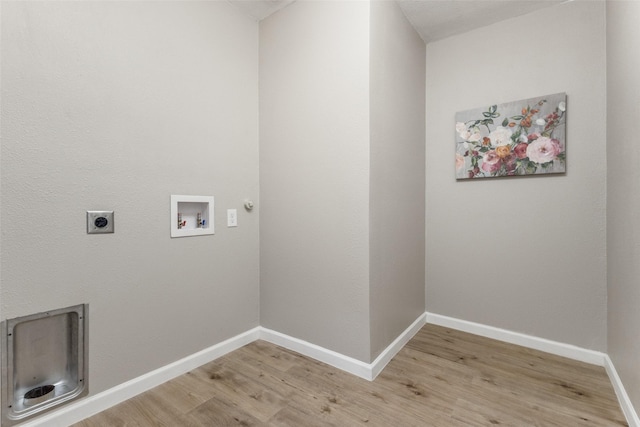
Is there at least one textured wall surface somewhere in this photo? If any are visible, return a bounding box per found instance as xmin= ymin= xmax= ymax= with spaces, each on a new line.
xmin=607 ymin=0 xmax=640 ymax=414
xmin=369 ymin=0 xmax=426 ymax=360
xmin=425 ymin=1 xmax=607 ymax=351
xmin=1 ymin=0 xmax=260 ymax=398
xmin=259 ymin=1 xmax=372 ymax=362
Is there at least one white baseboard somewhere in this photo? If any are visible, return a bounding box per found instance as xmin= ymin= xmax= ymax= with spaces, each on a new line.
xmin=16 ymin=313 xmax=638 ymax=427
xmin=604 ymin=355 xmax=640 ymax=427
xmin=370 ymin=313 xmax=427 ymax=379
xmin=19 ymin=327 xmax=261 ymax=427
xmin=426 ymin=312 xmax=639 ymax=427
xmin=425 ymin=312 xmax=606 ymax=366
xmin=260 ymin=313 xmax=427 ymax=381
xmin=15 ymin=315 xmax=425 ymax=426
xmin=258 ymin=327 xmax=373 ymax=380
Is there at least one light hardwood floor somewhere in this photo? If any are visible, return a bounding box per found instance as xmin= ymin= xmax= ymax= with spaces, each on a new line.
xmin=72 ymin=324 xmax=627 ymax=426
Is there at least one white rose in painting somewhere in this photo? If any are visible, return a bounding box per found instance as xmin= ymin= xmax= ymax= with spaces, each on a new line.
xmin=558 ymin=101 xmax=566 ymax=112
xmin=536 ymin=118 xmax=546 ymax=126
xmin=456 ymin=122 xmax=471 ymax=140
xmin=489 ymin=126 xmax=513 ymax=146
xmin=459 ymin=130 xmax=471 ymax=140
xmin=468 ymin=131 xmax=482 ymax=142
xmin=456 ymin=122 xmax=481 ymax=142
xmin=526 ymin=136 xmax=562 ymax=164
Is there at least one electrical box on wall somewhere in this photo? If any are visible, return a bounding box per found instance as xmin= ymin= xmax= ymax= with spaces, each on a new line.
xmin=170 ymin=195 xmax=214 ymax=238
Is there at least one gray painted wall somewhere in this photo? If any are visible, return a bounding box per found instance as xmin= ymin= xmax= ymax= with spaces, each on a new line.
xmin=425 ymin=1 xmax=607 ymax=351
xmin=259 ymin=0 xmax=373 ymax=362
xmin=607 ymin=0 xmax=640 ymax=413
xmin=369 ymin=0 xmax=426 ymax=359
xmin=1 ymin=0 xmax=260 ymax=399
xmin=259 ymin=0 xmax=426 ymax=363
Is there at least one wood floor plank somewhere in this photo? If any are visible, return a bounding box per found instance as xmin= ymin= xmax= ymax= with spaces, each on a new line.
xmin=187 ymin=362 xmax=289 ymax=422
xmin=87 ymin=393 xmax=194 ymax=427
xmin=226 ymin=344 xmax=393 ymax=425
xmin=142 ymin=372 xmax=218 ymax=415
xmin=186 ymin=394 xmax=269 ymax=427
xmin=72 ymin=324 xmax=628 ymax=426
xmin=72 ymin=405 xmax=144 ymax=427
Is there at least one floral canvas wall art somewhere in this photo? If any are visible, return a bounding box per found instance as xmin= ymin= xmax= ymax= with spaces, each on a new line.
xmin=455 ymin=93 xmax=566 ymax=179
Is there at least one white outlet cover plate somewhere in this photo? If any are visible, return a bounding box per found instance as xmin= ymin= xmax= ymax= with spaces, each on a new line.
xmin=227 ymin=209 xmax=238 ymax=227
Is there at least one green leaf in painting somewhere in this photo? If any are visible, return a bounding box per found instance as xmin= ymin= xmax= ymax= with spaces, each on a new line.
xmin=526 ymin=163 xmax=537 ymax=174
xmin=489 ymin=105 xmax=497 ymax=114
xmin=483 ymin=112 xmax=492 ymax=118
xmin=502 ymin=118 xmax=509 ymax=127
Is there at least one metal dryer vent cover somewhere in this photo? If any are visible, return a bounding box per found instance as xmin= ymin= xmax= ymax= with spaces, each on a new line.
xmin=1 ymin=304 xmax=89 ymax=427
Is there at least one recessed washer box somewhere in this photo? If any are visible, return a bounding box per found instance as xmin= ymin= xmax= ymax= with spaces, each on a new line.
xmin=1 ymin=304 xmax=88 ymax=427
xmin=170 ymin=195 xmax=214 ymax=238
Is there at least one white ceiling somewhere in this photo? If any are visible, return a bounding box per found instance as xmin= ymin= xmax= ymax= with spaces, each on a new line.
xmin=397 ymin=0 xmax=566 ymax=43
xmin=227 ymin=0 xmax=296 ymax=21
xmin=227 ymin=0 xmax=566 ymax=43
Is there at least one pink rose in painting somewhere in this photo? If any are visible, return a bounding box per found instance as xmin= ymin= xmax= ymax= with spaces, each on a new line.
xmin=514 ymin=143 xmax=529 ymax=159
xmin=456 ymin=153 xmax=465 ymax=171
xmin=481 ymin=151 xmax=501 ymax=173
xmin=526 ymin=136 xmax=562 ymax=164
xmin=527 ymin=133 xmax=540 ymax=142
xmin=503 ymin=154 xmax=517 ymax=175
